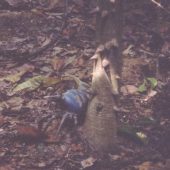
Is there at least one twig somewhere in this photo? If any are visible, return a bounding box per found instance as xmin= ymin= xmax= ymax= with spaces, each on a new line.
xmin=151 ymin=0 xmax=170 ymax=15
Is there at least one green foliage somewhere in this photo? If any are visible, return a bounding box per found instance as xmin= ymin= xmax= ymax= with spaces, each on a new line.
xmin=147 ymin=77 xmax=157 ymax=89
xmin=118 ymin=124 xmax=148 ymax=145
xmin=138 ymin=80 xmax=147 ymax=93
xmin=138 ymin=77 xmax=158 ymax=93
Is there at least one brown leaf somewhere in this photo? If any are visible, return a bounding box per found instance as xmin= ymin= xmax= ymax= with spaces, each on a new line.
xmin=74 ymin=57 xmax=86 ymax=67
xmin=16 ymin=124 xmax=46 ymax=141
xmin=71 ymin=143 xmax=84 ymax=152
xmin=64 ymin=55 xmax=77 ymax=68
xmin=134 ymin=161 xmax=164 ymax=170
xmin=143 ymin=90 xmax=157 ymax=102
xmin=37 ymin=162 xmax=46 ymax=168
xmin=0 ymin=64 xmax=34 ymax=83
xmin=0 ymin=116 xmax=5 ymax=127
xmin=135 ymin=162 xmax=154 ymax=170
xmin=25 ymin=99 xmax=47 ymax=109
xmin=51 ymin=57 xmax=65 ymax=71
xmin=120 ymin=85 xmax=138 ymax=95
xmin=0 ymin=165 xmax=14 ymax=170
xmin=45 ymin=134 xmax=61 ymax=144
xmin=47 ymin=0 xmax=61 ymax=10
xmin=42 ymin=76 xmax=62 ymax=87
xmin=0 ymin=97 xmax=24 ymax=112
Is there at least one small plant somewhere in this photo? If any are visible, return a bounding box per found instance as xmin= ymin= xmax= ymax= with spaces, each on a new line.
xmin=138 ymin=77 xmax=158 ymax=93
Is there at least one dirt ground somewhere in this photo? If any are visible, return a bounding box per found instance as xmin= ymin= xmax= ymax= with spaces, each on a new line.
xmin=0 ymin=1 xmax=170 ymax=170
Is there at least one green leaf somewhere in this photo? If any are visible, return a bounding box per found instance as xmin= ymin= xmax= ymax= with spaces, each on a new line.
xmin=138 ymin=80 xmax=147 ymax=93
xmin=8 ymin=75 xmax=65 ymax=96
xmin=118 ymin=124 xmax=148 ymax=145
xmin=9 ymin=76 xmax=44 ymax=95
xmin=147 ymin=77 xmax=157 ymax=89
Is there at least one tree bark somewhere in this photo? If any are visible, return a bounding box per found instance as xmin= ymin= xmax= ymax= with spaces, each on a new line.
xmin=83 ymin=0 xmax=123 ymax=152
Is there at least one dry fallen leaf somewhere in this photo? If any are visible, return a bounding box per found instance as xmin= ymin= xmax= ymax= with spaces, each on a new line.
xmin=0 ymin=116 xmax=5 ymax=127
xmin=45 ymin=134 xmax=61 ymax=144
xmin=120 ymin=85 xmax=138 ymax=95
xmin=51 ymin=57 xmax=65 ymax=71
xmin=74 ymin=57 xmax=86 ymax=67
xmin=25 ymin=99 xmax=47 ymax=109
xmin=0 ymin=165 xmax=14 ymax=170
xmin=64 ymin=55 xmax=77 ymax=68
xmin=42 ymin=76 xmax=62 ymax=87
xmin=0 ymin=97 xmax=24 ymax=112
xmin=0 ymin=64 xmax=34 ymax=83
xmin=16 ymin=124 xmax=46 ymax=141
xmin=81 ymin=157 xmax=96 ymax=169
xmin=47 ymin=0 xmax=61 ymax=10
xmin=134 ymin=161 xmax=164 ymax=170
xmin=9 ymin=76 xmax=44 ymax=96
xmin=37 ymin=162 xmax=46 ymax=168
xmin=143 ymin=90 xmax=157 ymax=101
xmin=71 ymin=143 xmax=84 ymax=152
xmin=52 ymin=47 xmax=64 ymax=55
xmin=109 ymin=154 xmax=122 ymax=161
xmin=135 ymin=161 xmax=152 ymax=170
xmin=122 ymin=45 xmax=134 ymax=56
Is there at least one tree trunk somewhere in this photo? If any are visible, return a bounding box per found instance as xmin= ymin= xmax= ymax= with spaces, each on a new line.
xmin=83 ymin=0 xmax=123 ymax=152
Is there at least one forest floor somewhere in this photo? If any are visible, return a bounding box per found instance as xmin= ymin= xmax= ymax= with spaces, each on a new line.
xmin=0 ymin=1 xmax=170 ymax=170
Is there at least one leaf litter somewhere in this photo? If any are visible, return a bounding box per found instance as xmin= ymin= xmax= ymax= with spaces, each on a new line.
xmin=0 ymin=0 xmax=170 ymax=170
